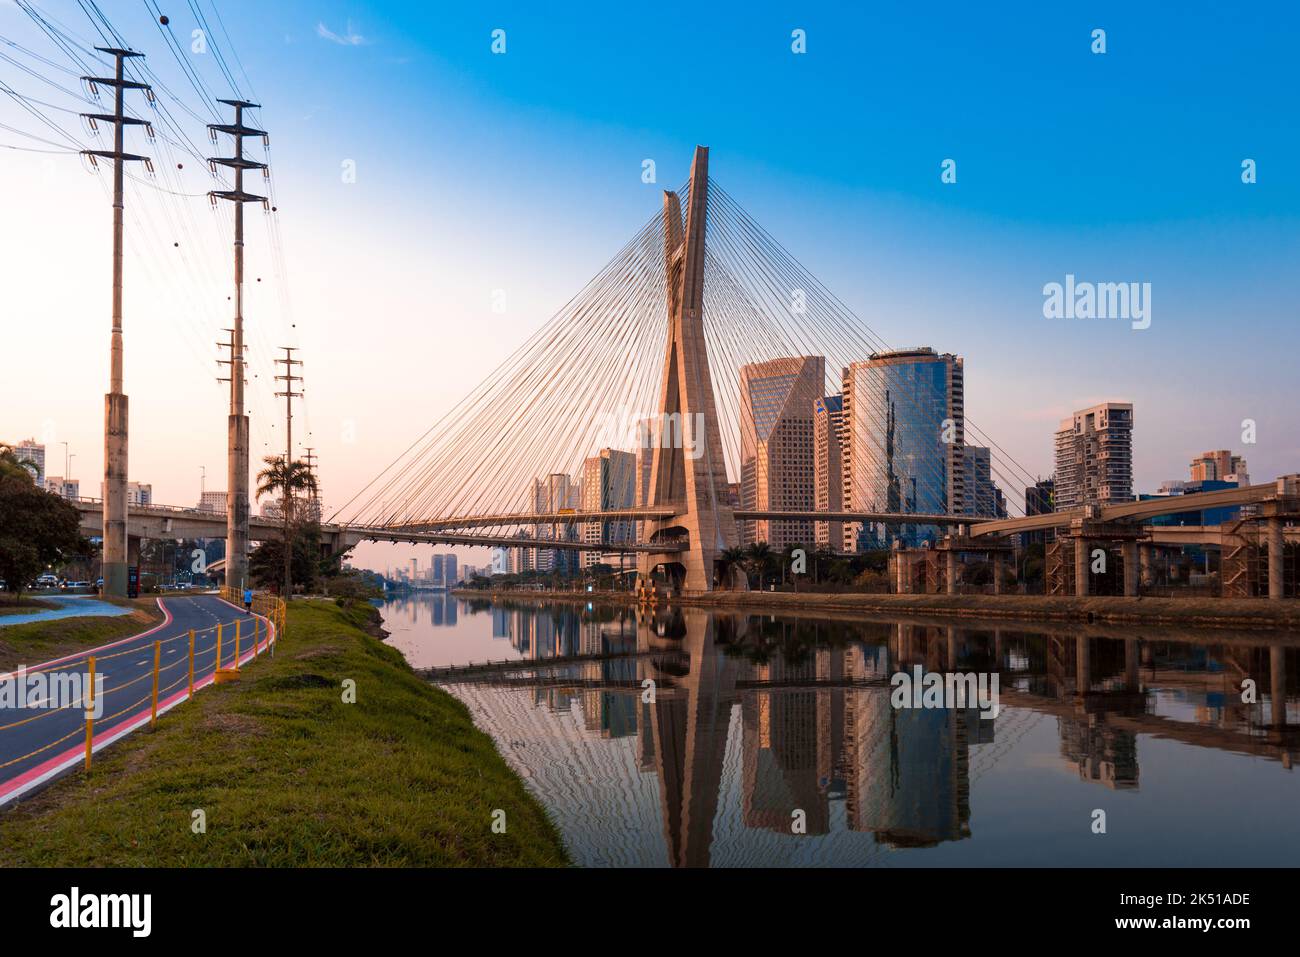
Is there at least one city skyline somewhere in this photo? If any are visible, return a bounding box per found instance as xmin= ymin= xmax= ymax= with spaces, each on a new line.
xmin=3 ymin=1 xmax=1298 ymax=575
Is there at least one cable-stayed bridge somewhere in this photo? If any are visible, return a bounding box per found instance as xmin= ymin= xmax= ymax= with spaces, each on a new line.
xmin=319 ymin=146 xmax=1298 ymax=596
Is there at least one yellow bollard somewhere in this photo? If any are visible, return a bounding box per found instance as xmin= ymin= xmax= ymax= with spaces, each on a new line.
xmin=188 ymin=630 xmax=195 ymax=698
xmin=234 ymin=619 xmax=241 ymax=671
xmin=215 ymin=622 xmax=223 ymax=671
xmin=84 ymin=656 xmax=96 ymax=772
xmin=150 ymin=640 xmax=161 ymax=727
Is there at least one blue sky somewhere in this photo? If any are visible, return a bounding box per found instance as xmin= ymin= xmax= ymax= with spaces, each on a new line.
xmin=2 ymin=0 xmax=1297 ymax=570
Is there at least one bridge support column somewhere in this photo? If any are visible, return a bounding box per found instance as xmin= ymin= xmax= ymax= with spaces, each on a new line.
xmin=992 ymin=551 xmax=1006 ymax=595
xmin=1075 ymin=636 xmax=1091 ymax=696
xmin=945 ymin=549 xmax=957 ymax=596
xmin=1074 ymin=537 xmax=1090 ymax=597
xmin=1122 ymin=541 xmax=1139 ymax=597
xmin=1139 ymin=543 xmax=1154 ymax=588
xmin=1267 ymin=517 xmax=1285 ymax=600
xmin=1270 ymin=645 xmax=1287 ymax=728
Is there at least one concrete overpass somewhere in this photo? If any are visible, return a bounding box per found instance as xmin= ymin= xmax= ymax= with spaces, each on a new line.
xmin=69 ymin=498 xmax=685 ymax=564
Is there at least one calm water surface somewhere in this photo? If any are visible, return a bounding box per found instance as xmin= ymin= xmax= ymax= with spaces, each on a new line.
xmin=380 ymin=593 xmax=1300 ymax=867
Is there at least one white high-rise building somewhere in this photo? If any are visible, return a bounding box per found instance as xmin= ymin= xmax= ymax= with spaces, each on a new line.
xmin=14 ymin=438 xmax=44 ymax=485
xmin=1053 ymin=402 xmax=1134 ymax=510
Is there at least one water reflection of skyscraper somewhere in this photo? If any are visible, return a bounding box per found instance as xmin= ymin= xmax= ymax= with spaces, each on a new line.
xmin=434 ymin=606 xmax=1299 ymax=866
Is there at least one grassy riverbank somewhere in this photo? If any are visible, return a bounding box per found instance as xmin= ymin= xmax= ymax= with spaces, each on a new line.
xmin=455 ymin=586 xmax=1300 ymax=630
xmin=0 ymin=600 xmax=569 ymax=867
xmin=0 ymin=598 xmax=162 ymax=671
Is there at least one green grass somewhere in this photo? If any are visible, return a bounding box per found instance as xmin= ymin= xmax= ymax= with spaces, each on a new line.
xmin=0 ymin=600 xmax=570 ymax=867
xmin=0 ymin=600 xmax=163 ymax=671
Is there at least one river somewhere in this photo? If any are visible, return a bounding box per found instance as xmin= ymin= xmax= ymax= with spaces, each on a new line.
xmin=379 ymin=592 xmax=1300 ymax=867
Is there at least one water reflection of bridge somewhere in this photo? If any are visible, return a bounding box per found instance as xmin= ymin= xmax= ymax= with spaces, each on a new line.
xmin=442 ymin=605 xmax=1298 ymax=866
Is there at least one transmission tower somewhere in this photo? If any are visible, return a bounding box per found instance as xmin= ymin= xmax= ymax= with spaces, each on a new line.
xmin=207 ymin=98 xmax=268 ymax=591
xmin=81 ymin=47 xmax=153 ymax=598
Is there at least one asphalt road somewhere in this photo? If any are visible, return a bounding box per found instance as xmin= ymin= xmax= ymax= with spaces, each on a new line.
xmin=0 ymin=594 xmax=274 ymax=807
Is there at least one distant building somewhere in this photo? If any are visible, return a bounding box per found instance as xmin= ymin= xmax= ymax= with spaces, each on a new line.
xmin=1053 ymin=402 xmax=1133 ymax=510
xmin=1189 ymin=450 xmax=1249 ymax=487
xmin=1157 ymin=479 xmax=1187 ymax=496
xmin=581 ymin=449 xmax=637 ymax=568
xmin=739 ymin=355 xmax=824 ymax=549
xmin=14 ymin=438 xmax=44 ymax=485
xmin=198 ymin=490 xmax=226 ymax=513
xmin=813 ymin=394 xmax=844 ymax=550
xmin=964 ymin=446 xmax=1005 ymax=518
xmin=530 ymin=473 xmax=580 ymax=574
xmin=1144 ymin=479 xmax=1245 ymax=526
xmin=841 ymin=348 xmax=966 ymax=550
xmin=100 ymin=480 xmax=152 ymax=506
xmin=1023 ymin=477 xmax=1055 ymax=546
xmin=43 ymin=476 xmax=79 ymax=499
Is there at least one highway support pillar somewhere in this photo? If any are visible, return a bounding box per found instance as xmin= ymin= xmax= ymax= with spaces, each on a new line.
xmin=945 ymin=549 xmax=958 ymax=596
xmin=1074 ymin=537 xmax=1090 ymax=597
xmin=1270 ymin=646 xmax=1287 ymax=728
xmin=1268 ymin=517 xmax=1285 ymax=600
xmin=992 ymin=551 xmax=1006 ymax=595
xmin=1122 ymin=541 xmax=1139 ymax=597
xmin=1139 ymin=543 xmax=1154 ymax=588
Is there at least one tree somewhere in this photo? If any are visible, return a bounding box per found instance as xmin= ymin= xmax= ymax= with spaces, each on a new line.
xmin=0 ymin=443 xmax=41 ymax=483
xmin=746 ymin=541 xmax=774 ymax=589
xmin=719 ymin=546 xmax=749 ymax=589
xmin=256 ymin=455 xmax=318 ymax=596
xmin=249 ymin=518 xmax=324 ymax=593
xmin=0 ymin=461 xmax=84 ymax=601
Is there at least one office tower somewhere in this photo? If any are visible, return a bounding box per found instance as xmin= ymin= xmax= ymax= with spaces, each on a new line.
xmin=444 ymin=554 xmax=458 ymax=585
xmin=1023 ymin=477 xmax=1055 ymax=545
xmin=813 ymin=394 xmax=844 ymax=550
xmin=44 ymin=477 xmax=80 ymax=499
xmin=198 ymin=490 xmax=226 ymax=513
xmin=739 ymin=356 xmax=824 ymax=549
xmin=841 ymin=348 xmax=965 ymax=550
xmin=1189 ymin=450 xmax=1249 ymax=486
xmin=1053 ymin=402 xmax=1134 ymax=509
xmin=532 ymin=473 xmax=580 ymax=574
xmin=964 ymin=446 xmax=1004 ymax=518
xmin=581 ymin=448 xmax=637 ymax=567
xmin=104 ymin=480 xmax=152 ymax=506
xmin=14 ymin=438 xmax=45 ymax=485
xmin=634 ymin=416 xmax=655 ymax=544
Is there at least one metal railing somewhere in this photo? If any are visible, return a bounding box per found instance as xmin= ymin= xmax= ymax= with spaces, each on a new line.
xmin=0 ymin=593 xmax=283 ymax=783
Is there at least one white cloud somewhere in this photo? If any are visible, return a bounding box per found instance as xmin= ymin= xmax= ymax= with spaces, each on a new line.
xmin=316 ymin=20 xmax=369 ymax=46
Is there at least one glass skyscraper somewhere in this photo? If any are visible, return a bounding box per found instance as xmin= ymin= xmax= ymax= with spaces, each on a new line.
xmin=841 ymin=348 xmax=965 ymax=549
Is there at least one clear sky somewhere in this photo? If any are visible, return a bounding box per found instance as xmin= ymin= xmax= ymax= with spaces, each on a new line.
xmin=2 ymin=1 xmax=1297 ymax=574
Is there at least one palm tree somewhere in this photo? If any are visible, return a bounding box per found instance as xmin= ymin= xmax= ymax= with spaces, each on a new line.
xmin=719 ymin=546 xmax=749 ymax=589
xmin=256 ymin=455 xmax=318 ymax=596
xmin=746 ymin=541 xmax=773 ymax=590
xmin=0 ymin=443 xmax=39 ymax=484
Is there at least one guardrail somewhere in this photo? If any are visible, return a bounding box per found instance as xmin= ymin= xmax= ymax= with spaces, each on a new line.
xmin=220 ymin=587 xmax=287 ymax=640
xmin=0 ymin=596 xmax=281 ymax=782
